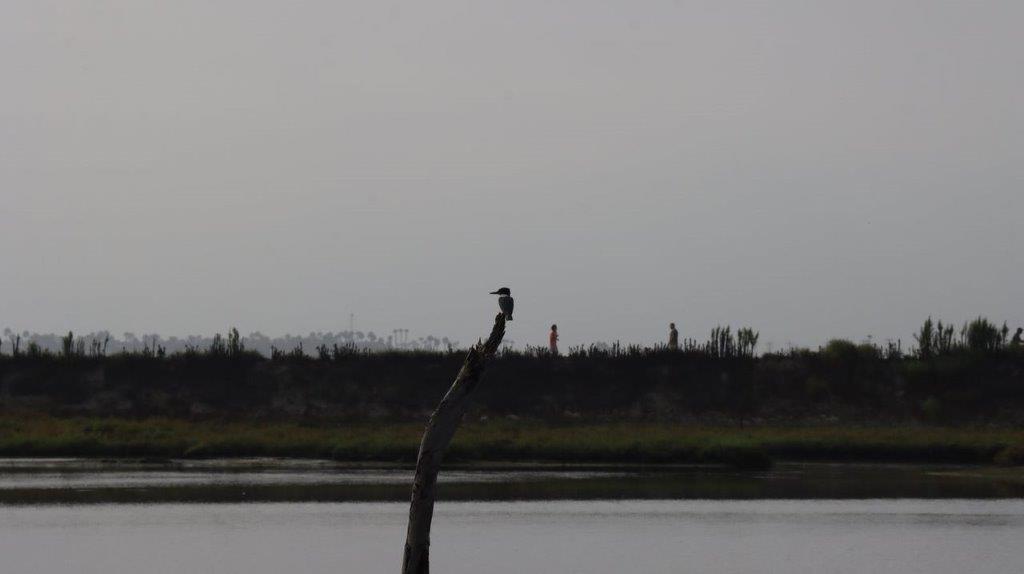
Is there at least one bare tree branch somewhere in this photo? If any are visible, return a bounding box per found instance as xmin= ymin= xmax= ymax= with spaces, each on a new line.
xmin=401 ymin=313 xmax=506 ymax=574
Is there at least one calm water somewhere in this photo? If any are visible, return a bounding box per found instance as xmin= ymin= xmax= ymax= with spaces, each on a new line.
xmin=1 ymin=460 xmax=1022 ymax=573
xmin=2 ymin=500 xmax=1024 ymax=573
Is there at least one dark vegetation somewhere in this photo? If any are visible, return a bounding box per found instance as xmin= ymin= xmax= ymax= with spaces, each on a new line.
xmin=0 ymin=318 xmax=1021 ymax=426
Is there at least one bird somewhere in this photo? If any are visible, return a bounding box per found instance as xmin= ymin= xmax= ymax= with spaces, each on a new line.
xmin=490 ymin=287 xmax=514 ymax=321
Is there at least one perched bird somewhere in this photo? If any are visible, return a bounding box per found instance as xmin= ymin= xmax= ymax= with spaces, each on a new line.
xmin=490 ymin=287 xmax=514 ymax=321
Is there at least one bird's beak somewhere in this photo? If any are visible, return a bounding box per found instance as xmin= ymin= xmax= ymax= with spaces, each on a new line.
xmin=489 ymin=290 xmax=500 ymax=295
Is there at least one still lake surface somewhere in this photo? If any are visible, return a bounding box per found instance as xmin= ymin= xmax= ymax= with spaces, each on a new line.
xmin=1 ymin=460 xmax=1022 ymax=573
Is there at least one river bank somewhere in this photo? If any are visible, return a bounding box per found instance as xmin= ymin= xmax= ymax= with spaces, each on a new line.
xmin=1 ymin=415 xmax=1022 ymax=467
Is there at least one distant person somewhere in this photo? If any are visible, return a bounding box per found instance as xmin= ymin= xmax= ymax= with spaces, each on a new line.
xmin=668 ymin=323 xmax=679 ymax=351
xmin=549 ymin=324 xmax=559 ymax=356
xmin=1012 ymin=327 xmax=1023 ymax=348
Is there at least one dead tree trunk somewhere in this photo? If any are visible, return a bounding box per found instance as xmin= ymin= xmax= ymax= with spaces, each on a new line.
xmin=402 ymin=313 xmax=506 ymax=574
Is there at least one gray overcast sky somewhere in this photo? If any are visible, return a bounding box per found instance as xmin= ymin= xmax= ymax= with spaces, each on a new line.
xmin=2 ymin=1 xmax=1022 ymax=349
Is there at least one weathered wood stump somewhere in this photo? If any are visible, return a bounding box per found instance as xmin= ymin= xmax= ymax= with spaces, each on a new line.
xmin=401 ymin=313 xmax=506 ymax=574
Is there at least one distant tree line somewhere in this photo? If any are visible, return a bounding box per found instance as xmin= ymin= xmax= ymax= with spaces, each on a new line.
xmin=0 ymin=316 xmax=1021 ymax=425
xmin=1 ymin=327 xmax=456 ymax=358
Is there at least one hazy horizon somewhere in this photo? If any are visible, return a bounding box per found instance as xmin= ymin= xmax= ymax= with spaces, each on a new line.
xmin=3 ymin=1 xmax=1022 ymax=350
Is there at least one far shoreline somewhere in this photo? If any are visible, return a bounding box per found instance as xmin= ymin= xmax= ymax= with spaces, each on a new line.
xmin=1 ymin=415 xmax=1022 ymax=469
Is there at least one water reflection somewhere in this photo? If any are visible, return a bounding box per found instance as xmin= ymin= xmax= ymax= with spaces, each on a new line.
xmin=0 ymin=460 xmax=1021 ymax=505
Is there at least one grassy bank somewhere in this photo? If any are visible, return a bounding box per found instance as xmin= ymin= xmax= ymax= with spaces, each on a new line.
xmin=1 ymin=415 xmax=1022 ymax=467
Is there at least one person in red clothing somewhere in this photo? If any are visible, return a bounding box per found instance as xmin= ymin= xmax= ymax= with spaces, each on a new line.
xmin=548 ymin=324 xmax=559 ymax=356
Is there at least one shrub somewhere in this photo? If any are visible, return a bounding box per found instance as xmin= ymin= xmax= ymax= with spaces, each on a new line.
xmin=804 ymin=376 xmax=830 ymax=400
xmin=962 ymin=317 xmax=1007 ymax=353
xmin=823 ymin=339 xmax=859 ymax=362
xmin=921 ymin=396 xmax=942 ymax=423
xmin=915 ymin=317 xmax=935 ymax=358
